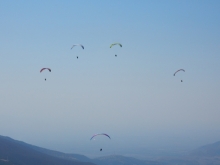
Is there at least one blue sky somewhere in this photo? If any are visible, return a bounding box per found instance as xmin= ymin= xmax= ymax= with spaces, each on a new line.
xmin=0 ymin=0 xmax=220 ymax=158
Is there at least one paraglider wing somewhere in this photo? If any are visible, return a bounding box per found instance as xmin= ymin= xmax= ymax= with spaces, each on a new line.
xmin=71 ymin=44 xmax=84 ymax=49
xmin=40 ymin=68 xmax=51 ymax=73
xmin=90 ymin=133 xmax=111 ymax=140
xmin=110 ymin=43 xmax=122 ymax=48
xmin=173 ymin=69 xmax=185 ymax=76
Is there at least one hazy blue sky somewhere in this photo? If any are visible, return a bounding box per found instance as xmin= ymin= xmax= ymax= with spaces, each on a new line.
xmin=0 ymin=0 xmax=220 ymax=158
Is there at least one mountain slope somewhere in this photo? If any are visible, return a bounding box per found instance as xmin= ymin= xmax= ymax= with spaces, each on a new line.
xmin=0 ymin=135 xmax=94 ymax=165
xmin=191 ymin=141 xmax=220 ymax=157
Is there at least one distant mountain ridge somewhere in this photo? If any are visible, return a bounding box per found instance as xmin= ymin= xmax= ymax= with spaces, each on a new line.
xmin=191 ymin=141 xmax=220 ymax=157
xmin=1 ymin=135 xmax=220 ymax=165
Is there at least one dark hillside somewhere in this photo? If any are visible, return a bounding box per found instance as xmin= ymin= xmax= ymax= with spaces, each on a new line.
xmin=191 ymin=141 xmax=220 ymax=157
xmin=0 ymin=135 xmax=94 ymax=165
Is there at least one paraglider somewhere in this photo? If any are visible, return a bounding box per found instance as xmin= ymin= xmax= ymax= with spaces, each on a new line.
xmin=173 ymin=69 xmax=185 ymax=82
xmin=71 ymin=44 xmax=84 ymax=59
xmin=110 ymin=43 xmax=122 ymax=57
xmin=90 ymin=133 xmax=111 ymax=151
xmin=40 ymin=68 xmax=51 ymax=81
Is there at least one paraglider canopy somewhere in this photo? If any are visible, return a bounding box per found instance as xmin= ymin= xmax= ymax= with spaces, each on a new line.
xmin=71 ymin=44 xmax=84 ymax=49
xmin=173 ymin=69 xmax=185 ymax=76
xmin=110 ymin=43 xmax=122 ymax=48
xmin=40 ymin=68 xmax=51 ymax=73
xmin=90 ymin=133 xmax=111 ymax=140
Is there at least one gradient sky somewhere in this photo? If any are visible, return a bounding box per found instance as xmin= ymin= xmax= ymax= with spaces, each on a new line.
xmin=0 ymin=0 xmax=220 ymax=158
